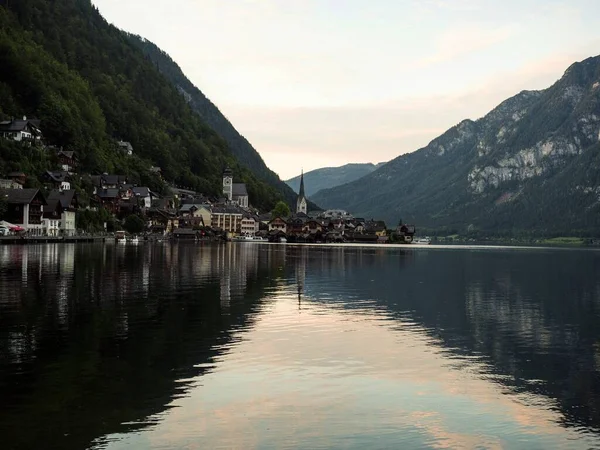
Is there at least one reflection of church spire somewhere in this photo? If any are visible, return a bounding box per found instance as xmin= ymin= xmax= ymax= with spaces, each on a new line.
xmin=296 ymin=249 xmax=306 ymax=311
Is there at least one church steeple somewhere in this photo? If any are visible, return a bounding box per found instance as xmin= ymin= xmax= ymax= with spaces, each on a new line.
xmin=296 ymin=170 xmax=307 ymax=214
xmin=299 ymin=169 xmax=305 ymax=198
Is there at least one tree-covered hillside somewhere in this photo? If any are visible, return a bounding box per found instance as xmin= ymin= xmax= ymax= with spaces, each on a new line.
xmin=313 ymin=56 xmax=600 ymax=236
xmin=0 ymin=0 xmax=282 ymax=210
xmin=127 ymin=35 xmax=319 ymax=210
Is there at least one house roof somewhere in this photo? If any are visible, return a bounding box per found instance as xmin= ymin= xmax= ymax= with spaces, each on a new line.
xmin=366 ymin=220 xmax=387 ymax=232
xmin=48 ymin=189 xmax=76 ymax=209
xmin=268 ymin=217 xmax=287 ymax=224
xmin=96 ymin=188 xmax=120 ymax=199
xmin=288 ymin=217 xmax=307 ymax=225
xmin=0 ymin=118 xmax=42 ymax=133
xmin=179 ymin=203 xmax=210 ymax=212
xmin=44 ymin=198 xmax=61 ymax=215
xmin=57 ymin=150 xmax=76 ymax=159
xmin=3 ymin=188 xmax=45 ymax=205
xmin=132 ymin=187 xmax=150 ymax=197
xmin=117 ymin=140 xmax=133 ymax=151
xmin=43 ymin=170 xmax=69 ymax=183
xmin=102 ymin=175 xmax=120 ymax=185
xmin=212 ymin=205 xmax=244 ymax=215
xmin=232 ymin=183 xmax=248 ymax=196
xmin=91 ymin=174 xmax=127 ymax=186
xmin=178 ymin=204 xmax=195 ymax=212
xmin=181 ymin=195 xmax=209 ymax=205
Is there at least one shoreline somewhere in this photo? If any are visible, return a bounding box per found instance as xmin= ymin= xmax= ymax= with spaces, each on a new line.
xmin=1 ymin=236 xmax=599 ymax=251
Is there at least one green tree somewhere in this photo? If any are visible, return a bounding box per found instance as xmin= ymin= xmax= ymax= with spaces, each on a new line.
xmin=123 ymin=214 xmax=145 ymax=234
xmin=271 ymin=201 xmax=291 ymax=218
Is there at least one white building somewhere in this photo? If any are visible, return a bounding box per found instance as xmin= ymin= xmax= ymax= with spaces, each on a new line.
xmin=223 ymin=167 xmax=233 ymax=201
xmin=3 ymin=189 xmax=46 ymax=235
xmin=42 ymin=218 xmax=60 ymax=237
xmin=0 ymin=116 xmax=42 ymax=142
xmin=117 ymin=140 xmax=133 ymax=155
xmin=222 ymin=167 xmax=249 ymax=208
xmin=61 ymin=210 xmax=76 ymax=236
xmin=132 ymin=187 xmax=154 ymax=209
xmin=211 ymin=206 xmax=244 ymax=233
xmin=240 ymin=216 xmax=259 ymax=235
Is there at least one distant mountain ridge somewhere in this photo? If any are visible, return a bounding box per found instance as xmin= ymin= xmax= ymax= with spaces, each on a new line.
xmin=285 ymin=162 xmax=385 ymax=198
xmin=312 ymin=56 xmax=600 ymax=235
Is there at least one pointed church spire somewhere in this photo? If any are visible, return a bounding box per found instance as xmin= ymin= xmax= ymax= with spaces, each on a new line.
xmin=298 ymin=169 xmax=305 ymax=198
xmin=296 ymin=169 xmax=307 ymax=214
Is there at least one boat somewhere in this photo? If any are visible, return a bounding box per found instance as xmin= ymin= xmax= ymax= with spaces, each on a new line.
xmin=115 ymin=231 xmax=127 ymax=244
xmin=415 ymin=237 xmax=431 ymax=244
xmin=130 ymin=236 xmax=139 ymax=244
xmin=233 ymin=234 xmax=265 ymax=242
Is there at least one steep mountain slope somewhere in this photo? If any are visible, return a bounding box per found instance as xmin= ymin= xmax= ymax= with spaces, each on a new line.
xmin=128 ymin=36 xmax=316 ymax=210
xmin=0 ymin=0 xmax=282 ymax=210
xmin=312 ymin=56 xmax=600 ymax=235
xmin=285 ymin=162 xmax=385 ymax=197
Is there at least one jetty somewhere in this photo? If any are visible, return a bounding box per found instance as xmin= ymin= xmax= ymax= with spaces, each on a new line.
xmin=0 ymin=236 xmax=106 ymax=245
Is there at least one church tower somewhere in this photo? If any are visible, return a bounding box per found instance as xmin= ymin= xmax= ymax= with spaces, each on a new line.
xmin=296 ymin=170 xmax=307 ymax=214
xmin=223 ymin=167 xmax=233 ymax=201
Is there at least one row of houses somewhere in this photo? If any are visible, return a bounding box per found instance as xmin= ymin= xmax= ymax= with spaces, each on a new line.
xmin=1 ymin=116 xmax=406 ymax=239
xmin=0 ymin=188 xmax=77 ymax=236
xmin=265 ymin=213 xmax=415 ymax=243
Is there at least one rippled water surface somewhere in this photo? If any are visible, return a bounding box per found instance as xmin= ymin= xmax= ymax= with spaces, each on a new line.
xmin=1 ymin=243 xmax=600 ymax=449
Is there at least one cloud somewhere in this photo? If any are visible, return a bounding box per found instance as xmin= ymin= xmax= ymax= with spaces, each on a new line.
xmin=412 ymin=24 xmax=518 ymax=69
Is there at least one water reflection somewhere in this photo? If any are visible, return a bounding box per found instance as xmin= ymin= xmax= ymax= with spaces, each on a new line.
xmin=0 ymin=243 xmax=283 ymax=450
xmin=1 ymin=244 xmax=600 ymax=449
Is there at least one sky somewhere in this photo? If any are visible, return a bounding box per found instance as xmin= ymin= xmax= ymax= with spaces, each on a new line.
xmin=92 ymin=0 xmax=600 ymax=180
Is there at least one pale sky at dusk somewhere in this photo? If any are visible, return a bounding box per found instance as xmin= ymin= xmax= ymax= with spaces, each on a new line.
xmin=92 ymin=0 xmax=600 ymax=180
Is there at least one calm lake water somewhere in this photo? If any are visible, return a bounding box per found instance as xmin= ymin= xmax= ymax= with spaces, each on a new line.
xmin=1 ymin=242 xmax=600 ymax=449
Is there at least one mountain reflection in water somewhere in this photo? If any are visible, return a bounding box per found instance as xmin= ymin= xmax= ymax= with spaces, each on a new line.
xmin=0 ymin=243 xmax=599 ymax=449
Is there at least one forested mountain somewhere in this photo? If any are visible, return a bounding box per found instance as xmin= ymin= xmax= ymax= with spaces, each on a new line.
xmin=127 ymin=36 xmax=317 ymax=210
xmin=0 ymin=0 xmax=285 ymax=211
xmin=285 ymin=162 xmax=385 ymax=198
xmin=313 ymin=56 xmax=600 ymax=236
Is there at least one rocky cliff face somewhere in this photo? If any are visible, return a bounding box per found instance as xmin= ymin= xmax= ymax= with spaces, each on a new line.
xmin=312 ymin=56 xmax=600 ymax=234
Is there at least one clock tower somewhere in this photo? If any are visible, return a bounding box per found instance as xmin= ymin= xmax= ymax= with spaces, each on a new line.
xmin=223 ymin=167 xmax=233 ymax=201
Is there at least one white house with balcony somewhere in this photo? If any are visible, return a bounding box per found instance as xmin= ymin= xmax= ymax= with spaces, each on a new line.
xmin=0 ymin=116 xmax=42 ymax=142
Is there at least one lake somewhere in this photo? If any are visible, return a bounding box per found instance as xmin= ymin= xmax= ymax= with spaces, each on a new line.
xmin=1 ymin=242 xmax=600 ymax=449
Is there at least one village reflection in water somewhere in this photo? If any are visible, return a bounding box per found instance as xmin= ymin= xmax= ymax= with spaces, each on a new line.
xmin=0 ymin=243 xmax=600 ymax=449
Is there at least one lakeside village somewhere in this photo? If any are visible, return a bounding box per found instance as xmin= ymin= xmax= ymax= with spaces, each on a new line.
xmin=0 ymin=117 xmax=417 ymax=244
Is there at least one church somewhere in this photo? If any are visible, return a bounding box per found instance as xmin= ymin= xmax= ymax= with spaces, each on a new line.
xmin=296 ymin=170 xmax=307 ymax=215
xmin=222 ymin=167 xmax=249 ymax=208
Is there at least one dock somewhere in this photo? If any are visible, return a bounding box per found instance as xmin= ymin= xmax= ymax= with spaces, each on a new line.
xmin=0 ymin=236 xmax=106 ymax=245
